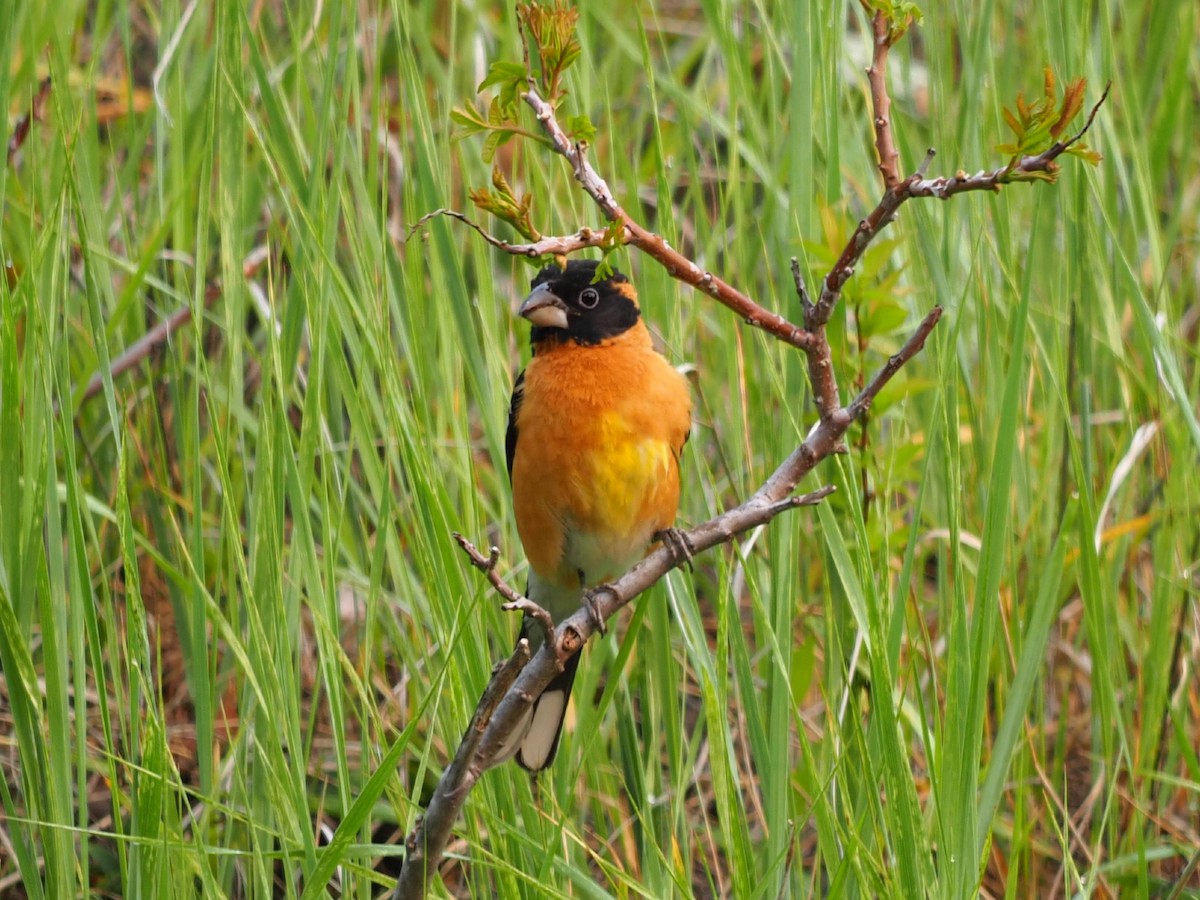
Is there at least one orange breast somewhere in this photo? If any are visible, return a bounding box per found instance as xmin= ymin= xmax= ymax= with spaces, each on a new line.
xmin=512 ymin=322 xmax=691 ymax=592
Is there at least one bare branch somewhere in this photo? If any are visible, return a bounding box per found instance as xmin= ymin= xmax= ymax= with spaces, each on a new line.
xmin=915 ymin=148 xmax=936 ymax=177
xmin=405 ymin=209 xmax=613 ymax=258
xmin=846 ymin=305 xmax=943 ymax=422
xmin=450 ymin=534 xmax=559 ymax=636
xmin=396 ymin=638 xmax=532 ymax=898
xmin=809 ymin=84 xmax=1110 ymax=336
xmin=865 ymin=10 xmax=902 ymax=190
xmin=500 ymin=596 xmax=556 ymax=637
xmin=908 ymin=83 xmax=1111 ymax=198
xmin=790 ymin=257 xmax=813 ymax=315
xmin=452 ymin=533 xmax=526 ymax=606
xmin=811 ymin=197 xmax=901 ymax=329
xmin=449 ymin=531 xmax=560 ymax=759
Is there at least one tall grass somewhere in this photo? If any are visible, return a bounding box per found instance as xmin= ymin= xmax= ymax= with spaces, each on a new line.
xmin=0 ymin=1 xmax=1196 ymax=897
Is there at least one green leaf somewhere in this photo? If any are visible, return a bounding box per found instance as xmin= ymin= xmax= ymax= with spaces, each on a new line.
xmin=566 ymin=113 xmax=597 ymax=143
xmin=1067 ymin=143 xmax=1102 ymax=165
xmin=449 ymin=105 xmax=488 ymax=140
xmin=478 ymin=59 xmax=528 ymax=113
xmin=478 ymin=99 xmax=519 ymax=162
xmin=486 ymin=96 xmax=508 ymax=127
xmin=478 ymin=59 xmax=528 ymax=93
xmin=481 ymin=129 xmax=506 ymax=163
xmin=857 ymin=298 xmax=910 ymax=339
xmin=859 ymin=0 xmax=925 ymax=41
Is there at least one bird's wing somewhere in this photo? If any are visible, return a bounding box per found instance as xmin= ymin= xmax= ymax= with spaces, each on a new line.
xmin=506 ymin=369 xmax=525 ymax=481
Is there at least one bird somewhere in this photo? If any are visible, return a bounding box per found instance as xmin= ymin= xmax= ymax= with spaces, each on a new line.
xmin=503 ymin=258 xmax=692 ymax=770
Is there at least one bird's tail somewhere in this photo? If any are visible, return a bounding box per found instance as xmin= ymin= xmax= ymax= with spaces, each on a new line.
xmin=516 ymin=642 xmax=579 ymax=771
xmin=505 ymin=608 xmax=578 ymax=771
xmin=490 ymin=574 xmax=583 ymax=771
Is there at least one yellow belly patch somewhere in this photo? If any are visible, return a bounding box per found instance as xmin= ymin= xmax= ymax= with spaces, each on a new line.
xmin=553 ymin=412 xmax=680 ymax=582
xmin=585 ymin=411 xmax=675 ymax=533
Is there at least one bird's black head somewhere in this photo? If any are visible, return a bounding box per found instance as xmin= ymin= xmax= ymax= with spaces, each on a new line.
xmin=519 ymin=259 xmax=640 ymax=347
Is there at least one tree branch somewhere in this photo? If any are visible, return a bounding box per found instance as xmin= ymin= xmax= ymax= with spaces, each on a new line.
xmin=865 ymin=10 xmax=903 ymax=190
xmin=808 ymin=84 xmax=1109 ymax=334
xmin=451 ymin=533 xmax=557 ymax=636
xmin=905 ymin=84 xmax=1107 ymax=197
xmin=846 ymin=305 xmax=944 ymax=423
xmin=397 ymin=637 xmax=532 ymax=895
xmin=450 ymin=533 xmax=525 ymax=605
xmin=406 ymin=209 xmax=615 ymax=258
xmin=394 ymin=13 xmax=1109 ymax=899
xmin=394 ymin=484 xmax=834 ymax=899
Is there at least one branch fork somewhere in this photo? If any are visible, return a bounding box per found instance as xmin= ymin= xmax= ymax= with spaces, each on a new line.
xmin=451 ymin=534 xmax=566 ymax=667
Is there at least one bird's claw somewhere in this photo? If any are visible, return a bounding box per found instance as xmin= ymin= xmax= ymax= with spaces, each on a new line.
xmin=655 ymin=527 xmax=695 ymax=571
xmin=582 ymin=588 xmax=609 ymax=636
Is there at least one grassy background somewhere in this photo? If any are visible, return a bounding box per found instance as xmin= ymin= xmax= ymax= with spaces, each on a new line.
xmin=1 ymin=0 xmax=1197 ymax=897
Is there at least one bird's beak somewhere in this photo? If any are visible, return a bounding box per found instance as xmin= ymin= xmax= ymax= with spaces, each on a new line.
xmin=518 ymin=283 xmax=570 ymax=329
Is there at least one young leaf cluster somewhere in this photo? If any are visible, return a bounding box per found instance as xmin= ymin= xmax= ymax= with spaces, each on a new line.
xmin=449 ymin=61 xmax=537 ymax=165
xmin=998 ymin=69 xmax=1102 ymax=181
xmin=467 ymin=168 xmax=541 ymax=242
xmin=860 ymin=0 xmax=925 ymax=43
xmin=518 ymin=0 xmax=582 ymax=106
xmin=450 ymin=2 xmax=595 ymax=242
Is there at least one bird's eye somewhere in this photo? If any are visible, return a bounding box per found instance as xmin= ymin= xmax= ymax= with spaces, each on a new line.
xmin=579 ymin=287 xmax=600 ymax=309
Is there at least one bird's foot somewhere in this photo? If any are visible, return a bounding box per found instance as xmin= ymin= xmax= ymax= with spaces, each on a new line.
xmin=655 ymin=527 xmax=695 ymax=571
xmin=581 ymin=586 xmax=613 ymax=637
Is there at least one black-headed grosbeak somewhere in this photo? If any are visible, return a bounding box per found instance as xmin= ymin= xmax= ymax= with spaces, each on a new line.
xmin=504 ymin=259 xmax=692 ymax=770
